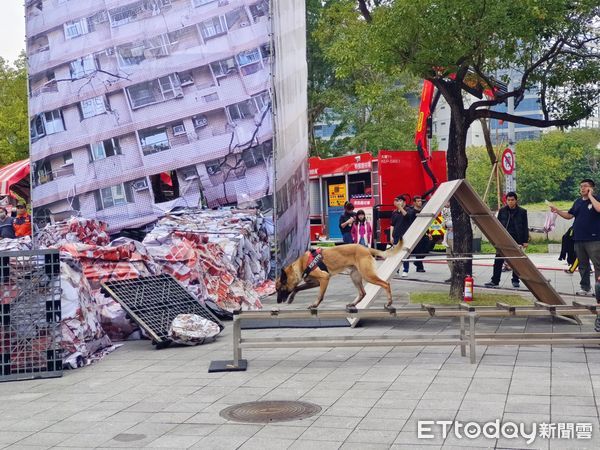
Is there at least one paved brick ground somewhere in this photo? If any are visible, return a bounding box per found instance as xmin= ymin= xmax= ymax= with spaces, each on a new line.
xmin=1 ymin=253 xmax=599 ymax=449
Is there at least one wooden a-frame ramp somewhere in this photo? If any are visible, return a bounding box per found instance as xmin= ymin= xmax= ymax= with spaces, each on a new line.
xmin=350 ymin=179 xmax=565 ymax=327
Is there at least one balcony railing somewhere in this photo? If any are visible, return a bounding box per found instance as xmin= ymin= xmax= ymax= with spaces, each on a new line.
xmin=35 ymin=164 xmax=75 ymax=186
xmin=141 ymin=139 xmax=171 ymax=155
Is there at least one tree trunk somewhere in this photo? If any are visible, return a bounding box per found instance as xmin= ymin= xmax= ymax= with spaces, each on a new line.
xmin=446 ymin=114 xmax=473 ymax=300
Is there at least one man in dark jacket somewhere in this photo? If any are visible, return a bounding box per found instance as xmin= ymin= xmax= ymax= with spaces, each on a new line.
xmin=0 ymin=207 xmax=15 ymax=239
xmin=551 ymin=178 xmax=600 ymax=296
xmin=339 ymin=201 xmax=356 ymax=244
xmin=485 ymin=192 xmax=529 ymax=288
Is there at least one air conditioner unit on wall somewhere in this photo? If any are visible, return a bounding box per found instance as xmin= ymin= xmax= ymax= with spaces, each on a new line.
xmin=193 ymin=115 xmax=208 ymax=128
xmin=132 ymin=179 xmax=149 ymax=191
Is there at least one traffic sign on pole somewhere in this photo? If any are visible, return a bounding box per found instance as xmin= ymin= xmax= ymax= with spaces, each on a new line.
xmin=501 ymin=148 xmax=515 ymax=175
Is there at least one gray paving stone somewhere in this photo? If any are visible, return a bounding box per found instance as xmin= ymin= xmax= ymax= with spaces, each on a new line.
xmin=13 ymin=432 xmax=70 ymax=447
xmin=146 ymin=434 xmax=203 ymax=448
xmin=288 ymin=440 xmax=343 ymax=450
xmin=312 ymin=415 xmax=361 ymax=429
xmin=300 ymin=426 xmax=352 ymax=441
xmin=189 ymin=434 xmax=249 ymax=449
xmin=345 ymin=429 xmax=399 ymax=444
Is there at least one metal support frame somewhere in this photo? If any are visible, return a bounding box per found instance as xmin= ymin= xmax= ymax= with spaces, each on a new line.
xmin=209 ymin=304 xmax=600 ymax=372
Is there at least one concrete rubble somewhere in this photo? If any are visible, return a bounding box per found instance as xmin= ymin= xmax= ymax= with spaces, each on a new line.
xmin=1 ymin=209 xmax=275 ymax=368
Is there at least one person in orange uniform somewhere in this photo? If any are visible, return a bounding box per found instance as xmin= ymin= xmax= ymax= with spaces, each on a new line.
xmin=13 ymin=204 xmax=32 ymax=238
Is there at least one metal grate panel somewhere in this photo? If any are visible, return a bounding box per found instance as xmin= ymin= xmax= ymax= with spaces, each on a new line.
xmin=1 ymin=250 xmax=62 ymax=382
xmin=101 ymin=274 xmax=223 ymax=346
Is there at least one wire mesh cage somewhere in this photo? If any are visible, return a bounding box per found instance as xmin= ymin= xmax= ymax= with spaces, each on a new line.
xmin=101 ymin=274 xmax=223 ymax=347
xmin=0 ymin=249 xmax=62 ymax=382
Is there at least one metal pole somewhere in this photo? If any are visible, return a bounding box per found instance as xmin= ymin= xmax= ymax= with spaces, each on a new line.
xmin=459 ymin=315 xmax=466 ymax=357
xmin=469 ymin=312 xmax=476 ymax=364
xmin=506 ymin=80 xmax=516 ymax=193
xmin=233 ymin=315 xmax=242 ymax=367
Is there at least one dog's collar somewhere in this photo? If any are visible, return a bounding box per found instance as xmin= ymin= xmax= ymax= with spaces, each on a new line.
xmin=302 ymin=248 xmax=328 ymax=279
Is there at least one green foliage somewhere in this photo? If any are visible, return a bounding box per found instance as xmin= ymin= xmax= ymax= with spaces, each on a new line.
xmin=307 ymin=0 xmax=419 ymax=157
xmin=467 ymin=129 xmax=600 ymax=206
xmin=0 ymin=53 xmax=28 ymax=166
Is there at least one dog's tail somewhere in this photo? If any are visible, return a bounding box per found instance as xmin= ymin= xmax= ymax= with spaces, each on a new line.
xmin=368 ymin=242 xmax=403 ymax=259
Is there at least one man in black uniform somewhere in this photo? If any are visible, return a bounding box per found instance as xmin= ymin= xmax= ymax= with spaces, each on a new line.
xmin=390 ymin=195 xmax=422 ymax=276
xmin=485 ymin=192 xmax=529 ymax=288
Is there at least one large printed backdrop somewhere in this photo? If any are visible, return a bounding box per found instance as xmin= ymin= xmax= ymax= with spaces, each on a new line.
xmin=26 ymin=0 xmax=308 ymax=269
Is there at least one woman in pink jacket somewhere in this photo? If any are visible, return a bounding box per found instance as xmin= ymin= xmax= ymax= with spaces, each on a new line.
xmin=351 ymin=209 xmax=372 ymax=247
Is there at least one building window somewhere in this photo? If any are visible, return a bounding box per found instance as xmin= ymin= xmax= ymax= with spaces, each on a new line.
xmin=179 ymin=165 xmax=198 ymax=181
xmin=95 ymin=184 xmax=132 ymax=210
xmin=64 ymin=18 xmax=90 ymax=39
xmin=127 ymin=74 xmax=182 ymax=109
xmin=227 ymin=99 xmax=258 ymax=121
xmin=139 ymin=128 xmax=170 ymax=155
xmin=80 ymin=96 xmax=108 ymax=119
xmin=109 ymin=2 xmax=145 ymax=27
xmin=89 ymin=138 xmax=121 ymax=161
xmin=200 ymin=16 xmax=227 ymax=40
xmin=237 ymin=48 xmax=261 ymax=67
xmin=242 ymin=146 xmax=265 ymax=168
xmin=210 ymin=57 xmax=237 ymax=77
xmin=253 ymin=91 xmax=270 ymax=111
xmin=70 ymin=55 xmax=97 ymax=79
xmin=250 ymin=1 xmax=269 ymax=22
xmin=158 ymin=74 xmax=182 ymax=99
xmin=31 ymin=109 xmax=65 ymax=139
xmin=117 ymin=42 xmax=146 ymax=67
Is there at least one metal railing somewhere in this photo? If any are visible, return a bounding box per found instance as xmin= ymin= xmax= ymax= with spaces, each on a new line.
xmin=210 ymin=302 xmax=600 ymax=372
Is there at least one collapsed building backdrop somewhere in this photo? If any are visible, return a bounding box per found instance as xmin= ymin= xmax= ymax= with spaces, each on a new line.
xmin=26 ymin=0 xmax=309 ymax=268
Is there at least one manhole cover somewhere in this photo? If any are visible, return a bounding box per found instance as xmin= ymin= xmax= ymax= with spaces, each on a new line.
xmin=220 ymin=400 xmax=322 ymax=423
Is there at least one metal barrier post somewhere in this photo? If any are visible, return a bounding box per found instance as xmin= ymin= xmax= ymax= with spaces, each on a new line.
xmin=469 ymin=312 xmax=476 ymax=364
xmin=233 ymin=315 xmax=242 ymax=367
xmin=459 ymin=316 xmax=466 ymax=357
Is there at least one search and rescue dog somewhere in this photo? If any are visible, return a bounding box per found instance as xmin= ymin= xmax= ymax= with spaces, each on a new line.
xmin=276 ymin=243 xmax=401 ymax=309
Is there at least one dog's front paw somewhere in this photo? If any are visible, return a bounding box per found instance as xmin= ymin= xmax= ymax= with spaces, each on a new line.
xmin=307 ymin=304 xmax=318 ymax=310
xmin=287 ymin=294 xmax=296 ymax=304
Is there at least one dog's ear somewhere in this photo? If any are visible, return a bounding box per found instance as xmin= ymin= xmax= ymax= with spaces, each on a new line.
xmin=279 ymin=268 xmax=287 ymax=284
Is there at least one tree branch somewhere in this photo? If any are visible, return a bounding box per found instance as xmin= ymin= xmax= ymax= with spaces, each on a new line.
xmin=473 ymin=109 xmax=575 ymax=128
xmin=468 ymin=89 xmax=523 ymax=112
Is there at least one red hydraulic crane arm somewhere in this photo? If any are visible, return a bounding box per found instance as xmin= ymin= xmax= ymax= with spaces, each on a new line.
xmin=415 ymin=80 xmax=440 ymax=197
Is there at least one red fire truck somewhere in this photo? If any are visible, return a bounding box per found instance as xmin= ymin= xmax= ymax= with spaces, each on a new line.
xmin=308 ymin=150 xmax=447 ymax=246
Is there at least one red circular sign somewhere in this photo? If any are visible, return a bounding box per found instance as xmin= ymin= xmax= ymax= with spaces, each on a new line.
xmin=501 ymin=148 xmax=515 ymax=175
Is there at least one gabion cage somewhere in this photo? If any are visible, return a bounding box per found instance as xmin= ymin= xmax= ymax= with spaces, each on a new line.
xmin=0 ymin=249 xmax=62 ymax=382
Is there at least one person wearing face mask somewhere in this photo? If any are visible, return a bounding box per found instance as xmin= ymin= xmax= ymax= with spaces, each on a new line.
xmin=0 ymin=207 xmax=15 ymax=239
xmin=13 ymin=204 xmax=32 ymax=238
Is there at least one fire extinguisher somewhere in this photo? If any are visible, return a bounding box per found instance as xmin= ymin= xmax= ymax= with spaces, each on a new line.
xmin=464 ymin=275 xmax=474 ymax=302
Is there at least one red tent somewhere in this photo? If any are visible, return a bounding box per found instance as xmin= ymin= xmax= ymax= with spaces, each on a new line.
xmin=0 ymin=159 xmax=30 ymax=201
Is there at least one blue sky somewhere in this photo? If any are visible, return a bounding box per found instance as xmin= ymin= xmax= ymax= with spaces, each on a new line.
xmin=0 ymin=2 xmax=25 ymax=63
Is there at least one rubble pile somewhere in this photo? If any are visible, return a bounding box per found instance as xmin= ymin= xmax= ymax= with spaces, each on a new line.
xmin=59 ymin=258 xmax=113 ymax=368
xmin=0 ymin=236 xmax=32 ymax=252
xmin=36 ymin=217 xmax=110 ymax=247
xmin=150 ymin=209 xmax=271 ymax=285
xmin=143 ymin=229 xmax=262 ymax=311
xmin=1 ymin=208 xmax=273 ymax=368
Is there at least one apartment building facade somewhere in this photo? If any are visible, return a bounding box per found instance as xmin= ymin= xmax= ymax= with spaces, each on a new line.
xmin=26 ymin=0 xmax=277 ymax=232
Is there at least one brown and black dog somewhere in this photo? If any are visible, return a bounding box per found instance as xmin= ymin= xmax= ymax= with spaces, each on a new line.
xmin=276 ymin=243 xmax=401 ymax=309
